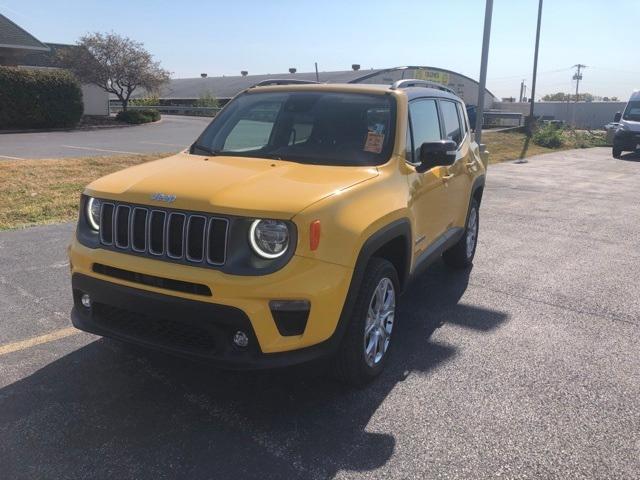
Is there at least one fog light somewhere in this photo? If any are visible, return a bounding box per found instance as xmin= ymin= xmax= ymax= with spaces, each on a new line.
xmin=233 ymin=330 xmax=249 ymax=348
xmin=80 ymin=293 xmax=92 ymax=308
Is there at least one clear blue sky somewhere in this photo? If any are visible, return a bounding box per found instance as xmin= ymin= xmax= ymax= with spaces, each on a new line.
xmin=2 ymin=0 xmax=638 ymax=100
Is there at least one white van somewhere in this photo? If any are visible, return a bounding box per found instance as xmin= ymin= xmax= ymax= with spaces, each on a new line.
xmin=612 ymin=90 xmax=640 ymax=158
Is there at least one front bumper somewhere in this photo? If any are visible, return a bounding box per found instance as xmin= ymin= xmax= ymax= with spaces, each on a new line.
xmin=613 ymin=130 xmax=640 ymax=151
xmin=69 ymin=238 xmax=354 ymax=367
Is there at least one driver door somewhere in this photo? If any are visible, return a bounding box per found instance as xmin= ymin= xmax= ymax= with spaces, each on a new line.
xmin=405 ymin=98 xmax=452 ymax=260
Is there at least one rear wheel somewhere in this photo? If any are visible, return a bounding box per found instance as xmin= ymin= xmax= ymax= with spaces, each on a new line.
xmin=443 ymin=198 xmax=479 ymax=269
xmin=612 ymin=148 xmax=622 ymax=159
xmin=333 ymin=258 xmax=398 ymax=386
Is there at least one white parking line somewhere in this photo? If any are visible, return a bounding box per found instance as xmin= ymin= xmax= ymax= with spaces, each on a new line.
xmin=139 ymin=141 xmax=185 ymax=147
xmin=0 ymin=154 xmax=25 ymax=160
xmin=61 ymin=145 xmax=139 ymax=155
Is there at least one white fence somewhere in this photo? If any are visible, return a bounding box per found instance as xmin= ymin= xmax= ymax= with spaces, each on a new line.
xmin=493 ymin=101 xmax=626 ymax=129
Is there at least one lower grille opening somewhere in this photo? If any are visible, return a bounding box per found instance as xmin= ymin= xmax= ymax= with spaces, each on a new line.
xmin=93 ymin=263 xmax=211 ymax=296
xmin=93 ymin=303 xmax=220 ymax=353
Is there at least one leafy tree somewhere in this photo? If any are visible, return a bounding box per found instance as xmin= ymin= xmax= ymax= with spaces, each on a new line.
xmin=59 ymin=32 xmax=170 ymax=111
xmin=541 ymin=92 xmax=597 ymax=102
xmin=542 ymin=92 xmax=568 ymax=101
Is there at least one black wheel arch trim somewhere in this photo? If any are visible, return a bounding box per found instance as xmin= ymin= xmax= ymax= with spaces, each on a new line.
xmin=463 ymin=174 xmax=486 ymax=228
xmin=471 ymin=174 xmax=486 ymax=204
xmin=318 ymin=218 xmax=412 ymax=354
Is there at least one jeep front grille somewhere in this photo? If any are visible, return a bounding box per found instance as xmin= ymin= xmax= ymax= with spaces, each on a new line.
xmin=99 ymin=202 xmax=228 ymax=267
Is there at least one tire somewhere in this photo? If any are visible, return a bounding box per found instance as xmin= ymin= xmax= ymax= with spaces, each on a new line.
xmin=443 ymin=197 xmax=480 ymax=269
xmin=333 ymin=257 xmax=399 ymax=386
xmin=612 ymin=148 xmax=622 ymax=159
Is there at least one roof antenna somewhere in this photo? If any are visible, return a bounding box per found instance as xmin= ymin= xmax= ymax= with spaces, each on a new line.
xmin=314 ymin=62 xmax=319 ymax=82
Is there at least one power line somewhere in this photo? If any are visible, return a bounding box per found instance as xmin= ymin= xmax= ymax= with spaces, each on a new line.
xmin=488 ymin=67 xmax=572 ymax=81
xmin=589 ymin=66 xmax=640 ymax=75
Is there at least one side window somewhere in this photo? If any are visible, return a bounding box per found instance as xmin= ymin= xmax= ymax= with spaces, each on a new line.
xmin=405 ymin=117 xmax=413 ymax=163
xmin=440 ymin=100 xmax=462 ymax=145
xmin=456 ymin=102 xmax=468 ymax=138
xmin=408 ymin=99 xmax=441 ymax=161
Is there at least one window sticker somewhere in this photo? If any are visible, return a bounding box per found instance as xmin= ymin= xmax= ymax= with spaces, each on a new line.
xmin=364 ymin=132 xmax=384 ymax=153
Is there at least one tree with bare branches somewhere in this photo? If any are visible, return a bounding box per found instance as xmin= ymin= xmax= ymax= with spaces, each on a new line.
xmin=59 ymin=33 xmax=170 ymax=111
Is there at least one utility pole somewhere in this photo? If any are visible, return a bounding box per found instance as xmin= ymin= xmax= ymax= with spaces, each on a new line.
xmin=528 ymin=0 xmax=543 ymax=132
xmin=572 ymin=64 xmax=586 ymax=102
xmin=474 ymin=0 xmax=493 ymax=145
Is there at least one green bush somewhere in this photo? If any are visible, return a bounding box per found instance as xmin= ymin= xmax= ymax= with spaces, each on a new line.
xmin=532 ymin=123 xmax=564 ymax=148
xmin=567 ymin=129 xmax=608 ymax=149
xmin=0 ymin=67 xmax=83 ymax=129
xmin=116 ymin=108 xmax=160 ymax=124
xmin=130 ymin=95 xmax=159 ymax=107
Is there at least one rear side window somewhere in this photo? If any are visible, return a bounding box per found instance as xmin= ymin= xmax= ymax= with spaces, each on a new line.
xmin=440 ymin=100 xmax=463 ymax=145
xmin=456 ymin=102 xmax=468 ymax=137
xmin=408 ymin=99 xmax=441 ymax=161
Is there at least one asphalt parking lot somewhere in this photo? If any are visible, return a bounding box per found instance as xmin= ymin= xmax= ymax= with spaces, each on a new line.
xmin=1 ymin=147 xmax=639 ymax=479
xmin=0 ymin=115 xmax=210 ymax=159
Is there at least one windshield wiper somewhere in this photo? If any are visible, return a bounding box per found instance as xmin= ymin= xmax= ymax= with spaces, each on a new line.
xmin=259 ymin=153 xmax=283 ymax=160
xmin=190 ymin=143 xmax=219 ymax=156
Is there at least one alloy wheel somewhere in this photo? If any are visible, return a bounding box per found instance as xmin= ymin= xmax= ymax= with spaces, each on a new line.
xmin=363 ymin=277 xmax=396 ymax=367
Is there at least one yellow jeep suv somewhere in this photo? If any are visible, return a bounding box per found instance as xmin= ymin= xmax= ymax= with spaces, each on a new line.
xmin=69 ymin=79 xmax=487 ymax=385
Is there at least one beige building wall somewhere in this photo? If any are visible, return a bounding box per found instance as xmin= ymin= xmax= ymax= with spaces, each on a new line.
xmin=81 ymin=84 xmax=109 ymax=116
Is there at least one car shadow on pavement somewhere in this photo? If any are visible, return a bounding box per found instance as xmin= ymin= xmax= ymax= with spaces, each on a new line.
xmin=0 ymin=261 xmax=507 ymax=480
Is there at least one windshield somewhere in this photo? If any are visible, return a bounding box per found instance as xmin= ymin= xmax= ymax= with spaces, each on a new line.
xmin=623 ymin=100 xmax=640 ymax=122
xmin=192 ymin=91 xmax=396 ymax=166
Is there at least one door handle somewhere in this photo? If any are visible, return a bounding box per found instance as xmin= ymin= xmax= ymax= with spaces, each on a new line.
xmin=442 ymin=173 xmax=454 ymax=180
xmin=465 ymin=161 xmax=475 ymax=167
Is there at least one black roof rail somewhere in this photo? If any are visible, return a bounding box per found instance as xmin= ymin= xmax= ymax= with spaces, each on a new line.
xmin=390 ymin=79 xmax=456 ymax=95
xmin=250 ymin=79 xmax=320 ymax=88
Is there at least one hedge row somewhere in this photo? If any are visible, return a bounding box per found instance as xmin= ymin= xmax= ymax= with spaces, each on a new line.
xmin=0 ymin=67 xmax=83 ymax=130
xmin=116 ymin=109 xmax=160 ymax=124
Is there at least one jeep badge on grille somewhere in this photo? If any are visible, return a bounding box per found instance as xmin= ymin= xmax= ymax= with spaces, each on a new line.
xmin=151 ymin=193 xmax=176 ymax=203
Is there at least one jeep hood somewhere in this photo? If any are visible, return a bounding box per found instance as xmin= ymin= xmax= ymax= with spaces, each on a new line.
xmin=85 ymin=152 xmax=379 ymax=218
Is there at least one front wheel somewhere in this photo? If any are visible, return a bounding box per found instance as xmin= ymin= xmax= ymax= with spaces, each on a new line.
xmin=333 ymin=258 xmax=399 ymax=386
xmin=443 ymin=198 xmax=480 ymax=269
xmin=612 ymin=148 xmax=622 ymax=159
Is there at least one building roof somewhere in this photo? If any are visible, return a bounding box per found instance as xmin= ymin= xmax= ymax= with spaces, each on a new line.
xmin=17 ymin=42 xmax=76 ymax=67
xmin=145 ymin=66 xmax=497 ymax=102
xmin=152 ymin=69 xmax=387 ymax=100
xmin=249 ymin=83 xmax=461 ymax=103
xmin=0 ymin=14 xmax=49 ymax=51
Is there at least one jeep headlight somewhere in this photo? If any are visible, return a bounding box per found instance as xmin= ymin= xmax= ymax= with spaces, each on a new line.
xmin=249 ymin=219 xmax=290 ymax=259
xmin=86 ymin=197 xmax=101 ymax=231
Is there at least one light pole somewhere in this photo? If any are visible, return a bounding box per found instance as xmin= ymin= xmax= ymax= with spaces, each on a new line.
xmin=528 ymin=0 xmax=543 ymax=132
xmin=474 ymin=0 xmax=493 ymax=145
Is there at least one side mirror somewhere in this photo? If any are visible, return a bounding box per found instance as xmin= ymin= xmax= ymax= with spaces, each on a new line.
xmin=614 ymin=112 xmax=622 ymax=123
xmin=416 ymin=140 xmax=457 ymax=173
